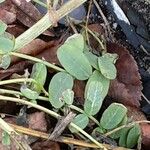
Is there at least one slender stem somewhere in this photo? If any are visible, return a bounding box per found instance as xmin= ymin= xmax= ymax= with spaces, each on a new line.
xmin=14 ymin=0 xmax=87 ymax=50
xmin=0 ymin=95 xmax=106 ymax=149
xmin=0 ymin=88 xmax=100 ymax=127
xmin=10 ymin=52 xmax=65 ymax=72
xmin=0 ymin=78 xmax=34 ymax=86
xmin=82 ymin=25 xmax=105 ymax=51
xmin=69 ymin=105 xmax=100 ymax=126
xmin=105 ymin=120 xmax=150 ymax=137
xmin=0 ymin=88 xmax=49 ymax=101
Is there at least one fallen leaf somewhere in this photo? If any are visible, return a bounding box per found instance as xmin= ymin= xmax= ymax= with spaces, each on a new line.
xmin=0 ymin=9 xmax=16 ymax=24
xmin=7 ymin=24 xmax=26 ymax=37
xmin=73 ymin=80 xmax=86 ymax=104
xmin=31 ymin=140 xmax=60 ymax=150
xmin=0 ymin=0 xmax=16 ymax=24
xmin=28 ymin=112 xmax=47 ymax=132
xmin=12 ymin=39 xmax=53 ymax=63
xmin=107 ymin=43 xmax=142 ymax=107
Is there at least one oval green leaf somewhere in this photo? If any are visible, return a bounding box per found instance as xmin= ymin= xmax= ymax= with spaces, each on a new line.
xmin=61 ymin=89 xmax=74 ymax=105
xmin=100 ymin=103 xmax=127 ymax=129
xmin=65 ymin=34 xmax=84 ymax=52
xmin=57 ymin=34 xmax=92 ymax=80
xmin=2 ymin=131 xmax=11 ymax=146
xmin=0 ymin=37 xmax=14 ymax=54
xmin=30 ymin=63 xmax=47 ymax=93
xmin=126 ymin=124 xmax=141 ymax=148
xmin=0 ymin=20 xmax=7 ymax=35
xmin=0 ymin=54 xmax=11 ymax=69
xmin=119 ymin=127 xmax=131 ymax=147
xmin=69 ymin=114 xmax=89 ymax=133
xmin=84 ymin=51 xmax=99 ymax=70
xmin=84 ymin=81 xmax=103 ymax=116
xmin=48 ymin=72 xmax=74 ymax=108
xmin=20 ymin=85 xmax=39 ymax=100
xmin=110 ymin=115 xmax=128 ymax=139
xmin=98 ymin=56 xmax=117 ymax=80
xmin=102 ymin=53 xmax=118 ymax=64
xmin=85 ymin=70 xmax=110 ymax=100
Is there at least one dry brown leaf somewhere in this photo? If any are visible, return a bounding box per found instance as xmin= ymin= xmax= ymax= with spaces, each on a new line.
xmin=0 ymin=0 xmax=16 ymax=24
xmin=12 ymin=39 xmax=49 ymax=63
xmin=31 ymin=140 xmax=60 ymax=150
xmin=107 ymin=43 xmax=142 ymax=108
xmin=28 ymin=112 xmax=47 ymax=132
xmin=7 ymin=24 xmax=26 ymax=37
xmin=73 ymin=80 xmax=86 ymax=105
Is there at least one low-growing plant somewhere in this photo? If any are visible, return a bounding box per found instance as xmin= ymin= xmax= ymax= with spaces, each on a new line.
xmin=0 ymin=1 xmax=143 ymax=148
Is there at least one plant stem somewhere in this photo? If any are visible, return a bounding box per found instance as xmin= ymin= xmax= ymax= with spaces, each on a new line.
xmin=0 ymin=88 xmax=100 ymax=127
xmin=10 ymin=52 xmax=65 ymax=72
xmin=69 ymin=105 xmax=100 ymax=126
xmin=14 ymin=0 xmax=87 ymax=50
xmin=0 ymin=95 xmax=106 ymax=149
xmin=105 ymin=120 xmax=150 ymax=137
xmin=0 ymin=78 xmax=34 ymax=86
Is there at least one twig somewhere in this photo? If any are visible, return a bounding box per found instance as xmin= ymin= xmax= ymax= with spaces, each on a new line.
xmin=93 ymin=0 xmax=113 ymax=40
xmin=9 ymin=123 xmax=131 ymax=150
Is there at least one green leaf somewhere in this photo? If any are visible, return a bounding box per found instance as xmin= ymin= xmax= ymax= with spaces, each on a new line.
xmin=100 ymin=103 xmax=127 ymax=130
xmin=84 ymin=81 xmax=103 ymax=116
xmin=98 ymin=56 xmax=117 ymax=80
xmin=0 ymin=20 xmax=7 ymax=35
xmin=119 ymin=127 xmax=131 ymax=147
xmin=0 ymin=54 xmax=11 ymax=69
xmin=2 ymin=131 xmax=11 ymax=146
xmin=61 ymin=89 xmax=74 ymax=105
xmin=49 ymin=72 xmax=74 ymax=108
xmin=84 ymin=51 xmax=99 ymax=70
xmin=0 ymin=37 xmax=14 ymax=54
xmin=57 ymin=34 xmax=92 ymax=80
xmin=65 ymin=34 xmax=85 ymax=52
xmin=20 ymin=85 xmax=39 ymax=100
xmin=102 ymin=53 xmax=118 ymax=64
xmin=110 ymin=115 xmax=128 ymax=139
xmin=126 ymin=124 xmax=141 ymax=148
xmin=0 ymin=0 xmax=5 ymax=4
xmin=30 ymin=63 xmax=47 ymax=93
xmin=85 ymin=70 xmax=110 ymax=100
xmin=69 ymin=114 xmax=89 ymax=133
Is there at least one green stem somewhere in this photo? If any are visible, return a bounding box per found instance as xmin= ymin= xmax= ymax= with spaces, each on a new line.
xmin=0 ymin=88 xmax=49 ymax=101
xmin=10 ymin=52 xmax=65 ymax=72
xmin=82 ymin=25 xmax=105 ymax=51
xmin=14 ymin=0 xmax=87 ymax=50
xmin=69 ymin=105 xmax=100 ymax=126
xmin=0 ymin=78 xmax=34 ymax=86
xmin=0 ymin=95 xmax=106 ymax=149
xmin=0 ymin=88 xmax=100 ymax=127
